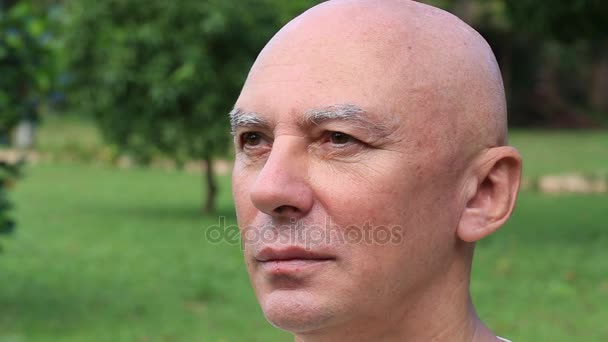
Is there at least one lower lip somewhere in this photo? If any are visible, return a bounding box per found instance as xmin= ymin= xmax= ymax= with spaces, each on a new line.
xmin=259 ymin=259 xmax=333 ymax=274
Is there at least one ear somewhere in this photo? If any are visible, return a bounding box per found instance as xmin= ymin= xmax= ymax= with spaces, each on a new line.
xmin=457 ymin=146 xmax=522 ymax=242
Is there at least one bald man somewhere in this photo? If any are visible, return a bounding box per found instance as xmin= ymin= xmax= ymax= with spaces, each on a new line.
xmin=230 ymin=0 xmax=521 ymax=341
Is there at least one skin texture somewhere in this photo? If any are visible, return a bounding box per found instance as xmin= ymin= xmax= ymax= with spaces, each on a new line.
xmin=231 ymin=0 xmax=522 ymax=341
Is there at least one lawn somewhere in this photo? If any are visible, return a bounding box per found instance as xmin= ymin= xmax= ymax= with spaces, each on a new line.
xmin=0 ymin=164 xmax=289 ymax=342
xmin=0 ymin=123 xmax=607 ymax=341
xmin=509 ymin=130 xmax=608 ymax=178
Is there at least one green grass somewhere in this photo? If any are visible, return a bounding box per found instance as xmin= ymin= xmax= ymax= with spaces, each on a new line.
xmin=1 ymin=163 xmax=606 ymax=341
xmin=0 ymin=164 xmax=289 ymax=342
xmin=36 ymin=115 xmax=107 ymax=161
xmin=1 ymin=122 xmax=607 ymax=341
xmin=510 ymin=130 xmax=608 ymax=178
xmin=473 ymin=191 xmax=608 ymax=340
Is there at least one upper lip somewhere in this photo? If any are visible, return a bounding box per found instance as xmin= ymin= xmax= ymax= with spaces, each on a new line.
xmin=255 ymin=246 xmax=335 ymax=262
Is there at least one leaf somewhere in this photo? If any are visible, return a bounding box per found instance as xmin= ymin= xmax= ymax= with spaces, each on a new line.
xmin=172 ymin=62 xmax=196 ymax=82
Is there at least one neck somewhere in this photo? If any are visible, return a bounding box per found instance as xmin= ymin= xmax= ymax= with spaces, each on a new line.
xmin=294 ymin=248 xmax=499 ymax=341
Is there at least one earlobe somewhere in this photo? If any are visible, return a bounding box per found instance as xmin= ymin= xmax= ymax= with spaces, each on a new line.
xmin=457 ymin=146 xmax=522 ymax=243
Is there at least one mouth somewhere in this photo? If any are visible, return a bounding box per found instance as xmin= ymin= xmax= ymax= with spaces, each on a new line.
xmin=255 ymin=246 xmax=335 ymax=274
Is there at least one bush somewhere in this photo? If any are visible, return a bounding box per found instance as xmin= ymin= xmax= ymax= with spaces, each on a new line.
xmin=0 ymin=160 xmax=20 ymax=251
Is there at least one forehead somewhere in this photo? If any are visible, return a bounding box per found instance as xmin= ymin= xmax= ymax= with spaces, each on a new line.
xmin=235 ymin=64 xmax=444 ymax=144
xmin=233 ymin=3 xmax=470 ymax=140
xmin=236 ymin=45 xmax=430 ymax=132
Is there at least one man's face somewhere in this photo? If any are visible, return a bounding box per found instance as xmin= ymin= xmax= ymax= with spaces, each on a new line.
xmin=231 ymin=25 xmax=467 ymax=333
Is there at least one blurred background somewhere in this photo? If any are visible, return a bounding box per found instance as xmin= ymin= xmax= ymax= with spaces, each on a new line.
xmin=0 ymin=0 xmax=606 ymax=341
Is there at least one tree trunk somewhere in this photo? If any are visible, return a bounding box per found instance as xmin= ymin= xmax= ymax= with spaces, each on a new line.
xmin=533 ymin=48 xmax=589 ymax=128
xmin=202 ymin=155 xmax=217 ymax=214
xmin=589 ymin=40 xmax=608 ymax=114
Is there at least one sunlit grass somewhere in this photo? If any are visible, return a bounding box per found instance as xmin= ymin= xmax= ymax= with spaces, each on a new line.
xmin=1 ymin=163 xmax=288 ymax=341
xmin=510 ymin=130 xmax=608 ymax=178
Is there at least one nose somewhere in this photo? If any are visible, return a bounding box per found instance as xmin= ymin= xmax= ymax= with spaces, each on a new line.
xmin=250 ymin=136 xmax=313 ymax=219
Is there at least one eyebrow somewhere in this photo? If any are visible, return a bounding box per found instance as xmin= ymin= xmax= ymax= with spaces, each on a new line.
xmin=229 ymin=103 xmax=393 ymax=139
xmin=302 ymin=104 xmax=392 ymax=138
xmin=229 ymin=108 xmax=270 ymax=136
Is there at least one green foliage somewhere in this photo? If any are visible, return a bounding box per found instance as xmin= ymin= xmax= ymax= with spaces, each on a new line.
xmin=61 ymin=0 xmax=319 ymax=163
xmin=1 ymin=1 xmax=54 ymax=251
xmin=0 ymin=1 xmax=55 ymax=136
xmin=424 ymin=0 xmax=608 ymax=127
xmin=505 ymin=0 xmax=608 ymax=43
xmin=502 ymin=1 xmax=608 ymax=124
xmin=0 ymin=160 xmax=20 ymax=251
xmin=60 ymin=0 xmax=320 ymax=211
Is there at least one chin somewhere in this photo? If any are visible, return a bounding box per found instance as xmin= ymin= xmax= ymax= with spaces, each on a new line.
xmin=260 ymin=289 xmax=338 ymax=333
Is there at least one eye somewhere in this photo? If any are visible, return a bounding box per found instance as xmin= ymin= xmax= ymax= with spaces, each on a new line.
xmin=328 ymin=131 xmax=356 ymax=145
xmin=314 ymin=130 xmax=367 ymax=159
xmin=240 ymin=132 xmax=264 ymax=147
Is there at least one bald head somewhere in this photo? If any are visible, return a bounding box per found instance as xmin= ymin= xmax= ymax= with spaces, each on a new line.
xmin=240 ymin=0 xmax=507 ymax=158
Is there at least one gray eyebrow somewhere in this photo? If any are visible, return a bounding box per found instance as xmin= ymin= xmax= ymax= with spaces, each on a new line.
xmin=304 ymin=103 xmax=365 ymax=124
xmin=229 ymin=103 xmax=394 ymax=139
xmin=303 ymin=104 xmax=393 ymax=139
xmin=229 ymin=108 xmax=269 ymax=136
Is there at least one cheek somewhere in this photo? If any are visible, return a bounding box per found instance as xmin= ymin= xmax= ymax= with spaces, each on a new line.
xmin=310 ymin=157 xmax=458 ymax=269
xmin=311 ymin=158 xmax=417 ymax=228
xmin=232 ymin=166 xmax=258 ymax=224
xmin=310 ymin=161 xmax=415 ymax=266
